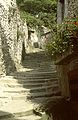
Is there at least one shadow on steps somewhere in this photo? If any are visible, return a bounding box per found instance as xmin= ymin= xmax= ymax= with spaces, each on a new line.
xmin=7 ymin=51 xmax=61 ymax=120
xmin=13 ymin=52 xmax=59 ymax=102
xmin=0 ymin=111 xmax=19 ymax=120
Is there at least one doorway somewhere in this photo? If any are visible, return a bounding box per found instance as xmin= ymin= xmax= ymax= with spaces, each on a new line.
xmin=68 ymin=68 xmax=78 ymax=120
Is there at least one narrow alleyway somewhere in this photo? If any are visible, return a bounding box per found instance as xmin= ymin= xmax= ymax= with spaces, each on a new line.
xmin=0 ymin=50 xmax=60 ymax=120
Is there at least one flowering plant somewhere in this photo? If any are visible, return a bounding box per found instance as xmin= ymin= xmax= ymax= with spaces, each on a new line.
xmin=63 ymin=17 xmax=78 ymax=38
xmin=45 ymin=17 xmax=78 ymax=56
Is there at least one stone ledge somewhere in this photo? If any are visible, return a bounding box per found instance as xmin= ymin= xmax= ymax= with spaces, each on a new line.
xmin=55 ymin=51 xmax=78 ymax=65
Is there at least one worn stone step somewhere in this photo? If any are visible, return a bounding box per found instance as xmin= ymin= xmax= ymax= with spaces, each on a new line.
xmin=13 ymin=76 xmax=58 ymax=82
xmin=27 ymin=90 xmax=61 ymax=99
xmin=22 ymin=63 xmax=55 ymax=67
xmin=28 ymin=85 xmax=59 ymax=93
xmin=12 ymin=76 xmax=57 ymax=80
xmin=0 ymin=100 xmax=45 ymax=120
xmin=12 ymin=71 xmax=57 ymax=77
xmin=36 ymin=68 xmax=56 ymax=72
xmin=0 ymin=90 xmax=60 ymax=101
xmin=0 ymin=76 xmax=58 ymax=83
xmin=13 ymin=71 xmax=56 ymax=74
xmin=15 ymin=115 xmax=42 ymax=120
xmin=1 ymin=115 xmax=42 ymax=120
xmin=22 ymin=65 xmax=55 ymax=70
xmin=0 ymin=87 xmax=60 ymax=101
xmin=0 ymin=80 xmax=58 ymax=88
xmin=0 ymin=90 xmax=29 ymax=100
xmin=0 ymin=94 xmax=27 ymax=100
xmin=0 ymin=81 xmax=58 ymax=89
xmin=0 ymin=100 xmax=34 ymax=118
xmin=2 ymin=84 xmax=59 ymax=94
xmin=2 ymin=87 xmax=29 ymax=93
xmin=32 ymin=96 xmax=62 ymax=104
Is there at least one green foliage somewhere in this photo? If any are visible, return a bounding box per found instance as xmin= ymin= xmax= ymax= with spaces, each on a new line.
xmin=38 ymin=12 xmax=56 ymax=29
xmin=19 ymin=0 xmax=56 ymax=15
xmin=16 ymin=0 xmax=57 ymax=28
xmin=20 ymin=11 xmax=44 ymax=28
xmin=63 ymin=17 xmax=78 ymax=39
xmin=45 ymin=30 xmax=70 ymax=56
xmin=45 ymin=17 xmax=78 ymax=56
xmin=16 ymin=0 xmax=24 ymax=5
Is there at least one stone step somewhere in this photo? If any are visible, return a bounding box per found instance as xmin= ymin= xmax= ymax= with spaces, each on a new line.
xmin=23 ymin=58 xmax=53 ymax=61
xmin=0 ymin=81 xmax=58 ymax=88
xmin=11 ymin=74 xmax=57 ymax=79
xmin=23 ymin=62 xmax=54 ymax=66
xmin=0 ymin=89 xmax=60 ymax=101
xmin=13 ymin=76 xmax=58 ymax=81
xmin=2 ymin=87 xmax=28 ymax=93
xmin=15 ymin=115 xmax=42 ymax=120
xmin=32 ymin=96 xmax=62 ymax=104
xmin=0 ymin=76 xmax=58 ymax=83
xmin=27 ymin=90 xmax=60 ymax=99
xmin=39 ymin=67 xmax=55 ymax=69
xmin=0 ymin=115 xmax=42 ymax=120
xmin=0 ymin=75 xmax=57 ymax=80
xmin=24 ymin=56 xmax=49 ymax=60
xmin=2 ymin=84 xmax=59 ymax=93
xmin=0 ymin=82 xmax=58 ymax=90
xmin=0 ymin=100 xmax=34 ymax=118
xmin=0 ymin=94 xmax=27 ymax=100
xmin=13 ymin=71 xmax=56 ymax=75
xmin=23 ymin=64 xmax=55 ymax=68
xmin=0 ymin=88 xmax=60 ymax=101
xmin=0 ymin=100 xmax=45 ymax=120
xmin=27 ymin=85 xmax=59 ymax=93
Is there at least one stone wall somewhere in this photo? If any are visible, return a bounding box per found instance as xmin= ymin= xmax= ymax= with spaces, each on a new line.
xmin=57 ymin=0 xmax=78 ymax=23
xmin=57 ymin=0 xmax=78 ymax=97
xmin=0 ymin=0 xmax=28 ymax=75
xmin=68 ymin=0 xmax=78 ymax=17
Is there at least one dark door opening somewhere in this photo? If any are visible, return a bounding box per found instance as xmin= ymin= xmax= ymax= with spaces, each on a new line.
xmin=68 ymin=68 xmax=78 ymax=120
xmin=22 ymin=41 xmax=26 ymax=61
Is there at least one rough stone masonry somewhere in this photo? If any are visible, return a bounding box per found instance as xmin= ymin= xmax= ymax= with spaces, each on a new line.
xmin=0 ymin=0 xmax=28 ymax=75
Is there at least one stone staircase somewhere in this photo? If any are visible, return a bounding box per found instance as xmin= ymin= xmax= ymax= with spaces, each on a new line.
xmin=0 ymin=51 xmax=61 ymax=120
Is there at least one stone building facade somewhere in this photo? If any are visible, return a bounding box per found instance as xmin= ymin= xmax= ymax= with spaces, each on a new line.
xmin=56 ymin=0 xmax=78 ymax=119
xmin=0 ymin=0 xmax=28 ymax=75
